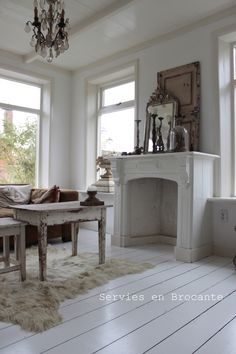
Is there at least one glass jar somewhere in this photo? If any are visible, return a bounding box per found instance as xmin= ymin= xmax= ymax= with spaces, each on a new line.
xmin=169 ymin=125 xmax=189 ymax=152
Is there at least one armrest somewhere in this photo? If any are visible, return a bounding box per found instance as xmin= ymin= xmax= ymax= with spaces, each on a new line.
xmin=59 ymin=189 xmax=79 ymax=202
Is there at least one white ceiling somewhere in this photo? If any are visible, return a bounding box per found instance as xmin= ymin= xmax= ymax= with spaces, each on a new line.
xmin=1 ymin=0 xmax=236 ymax=71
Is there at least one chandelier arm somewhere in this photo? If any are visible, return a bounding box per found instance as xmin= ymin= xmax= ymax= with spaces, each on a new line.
xmin=48 ymin=4 xmax=53 ymax=32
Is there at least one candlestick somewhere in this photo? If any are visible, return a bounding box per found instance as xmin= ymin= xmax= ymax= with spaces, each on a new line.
xmin=80 ymin=185 xmax=104 ymax=206
xmin=156 ymin=117 xmax=165 ymax=152
xmin=134 ymin=119 xmax=142 ymax=154
xmin=152 ymin=114 xmax=157 ymax=153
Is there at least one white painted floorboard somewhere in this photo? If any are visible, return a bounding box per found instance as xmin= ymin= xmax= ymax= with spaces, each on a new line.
xmin=0 ymin=229 xmax=235 ymax=354
xmin=195 ymin=316 xmax=236 ymax=354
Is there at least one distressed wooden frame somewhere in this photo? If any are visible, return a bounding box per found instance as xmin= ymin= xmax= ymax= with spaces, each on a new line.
xmin=157 ymin=61 xmax=200 ymax=151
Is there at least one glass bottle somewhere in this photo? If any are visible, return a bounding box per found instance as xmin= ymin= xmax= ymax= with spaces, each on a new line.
xmin=169 ymin=125 xmax=189 ymax=152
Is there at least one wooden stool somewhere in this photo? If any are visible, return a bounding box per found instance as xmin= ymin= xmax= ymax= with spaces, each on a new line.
xmin=0 ymin=218 xmax=26 ymax=281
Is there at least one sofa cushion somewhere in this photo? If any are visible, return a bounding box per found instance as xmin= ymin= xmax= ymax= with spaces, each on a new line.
xmin=30 ymin=185 xmax=60 ymax=204
xmin=0 ymin=184 xmax=32 ymax=208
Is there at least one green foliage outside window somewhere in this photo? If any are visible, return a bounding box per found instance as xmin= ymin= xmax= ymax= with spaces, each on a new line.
xmin=0 ymin=119 xmax=37 ymax=185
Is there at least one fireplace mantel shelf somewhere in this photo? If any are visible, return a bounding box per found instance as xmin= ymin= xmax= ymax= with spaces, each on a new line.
xmin=111 ymin=151 xmax=217 ymax=160
xmin=110 ymin=151 xmax=219 ymax=263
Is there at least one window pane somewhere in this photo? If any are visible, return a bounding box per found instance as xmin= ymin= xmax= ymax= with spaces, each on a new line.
xmin=0 ymin=78 xmax=41 ymax=110
xmin=103 ymin=82 xmax=135 ymax=106
xmin=100 ymin=108 xmax=134 ymax=155
xmin=0 ymin=108 xmax=38 ymax=185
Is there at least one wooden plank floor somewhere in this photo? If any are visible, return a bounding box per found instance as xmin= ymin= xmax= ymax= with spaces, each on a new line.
xmin=0 ymin=229 xmax=235 ymax=354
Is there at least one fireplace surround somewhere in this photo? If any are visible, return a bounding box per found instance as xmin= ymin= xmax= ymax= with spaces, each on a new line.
xmin=110 ymin=152 xmax=218 ymax=262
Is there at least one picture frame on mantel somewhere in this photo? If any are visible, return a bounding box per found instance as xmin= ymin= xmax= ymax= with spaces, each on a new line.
xmin=157 ymin=61 xmax=200 ymax=151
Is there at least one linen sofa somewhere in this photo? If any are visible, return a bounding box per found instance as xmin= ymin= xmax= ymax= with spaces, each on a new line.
xmin=0 ymin=186 xmax=79 ymax=247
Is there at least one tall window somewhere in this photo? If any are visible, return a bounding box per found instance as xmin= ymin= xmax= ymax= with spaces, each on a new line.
xmin=0 ymin=77 xmax=41 ymax=185
xmin=98 ymin=80 xmax=135 ymax=155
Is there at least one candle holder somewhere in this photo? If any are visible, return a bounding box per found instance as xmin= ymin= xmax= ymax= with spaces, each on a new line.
xmin=134 ymin=119 xmax=143 ymax=154
xmin=166 ymin=120 xmax=171 ymax=151
xmin=80 ymin=187 xmax=104 ymax=206
xmin=156 ymin=117 xmax=165 ymax=152
xmin=151 ymin=114 xmax=157 ymax=153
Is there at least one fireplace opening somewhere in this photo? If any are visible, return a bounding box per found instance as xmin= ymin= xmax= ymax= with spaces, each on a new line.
xmin=128 ymin=178 xmax=177 ymax=244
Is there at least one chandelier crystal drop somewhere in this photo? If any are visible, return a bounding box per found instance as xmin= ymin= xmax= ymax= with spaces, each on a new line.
xmin=25 ymin=0 xmax=70 ymax=63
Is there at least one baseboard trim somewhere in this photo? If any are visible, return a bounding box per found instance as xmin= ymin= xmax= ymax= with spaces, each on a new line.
xmin=175 ymin=244 xmax=213 ymax=262
xmin=111 ymin=234 xmax=177 ymax=247
xmin=213 ymin=245 xmax=235 ymax=258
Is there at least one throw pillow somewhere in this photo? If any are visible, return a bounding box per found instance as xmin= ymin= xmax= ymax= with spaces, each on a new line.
xmin=0 ymin=184 xmax=32 ymax=208
xmin=30 ymin=185 xmax=60 ymax=204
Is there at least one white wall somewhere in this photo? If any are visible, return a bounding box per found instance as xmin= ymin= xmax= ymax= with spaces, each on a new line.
xmin=209 ymin=199 xmax=236 ymax=257
xmin=70 ymin=13 xmax=236 ymax=191
xmin=0 ymin=50 xmax=72 ymax=188
xmin=70 ymin=12 xmax=236 ymax=253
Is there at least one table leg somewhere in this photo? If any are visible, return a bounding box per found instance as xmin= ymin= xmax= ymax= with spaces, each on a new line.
xmin=71 ymin=222 xmax=79 ymax=256
xmin=38 ymin=220 xmax=47 ymax=281
xmin=98 ymin=209 xmax=106 ymax=264
xmin=19 ymin=224 xmax=26 ymax=281
xmin=14 ymin=235 xmax=19 ymax=261
xmin=3 ymin=235 xmax=10 ymax=267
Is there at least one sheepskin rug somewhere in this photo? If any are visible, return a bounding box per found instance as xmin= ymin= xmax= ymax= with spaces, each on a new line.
xmin=0 ymin=245 xmax=153 ymax=333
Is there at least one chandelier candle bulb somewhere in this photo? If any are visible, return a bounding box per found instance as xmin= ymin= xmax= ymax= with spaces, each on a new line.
xmin=24 ymin=23 xmax=31 ymax=33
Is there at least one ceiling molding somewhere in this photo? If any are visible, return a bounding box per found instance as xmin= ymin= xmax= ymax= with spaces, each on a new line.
xmin=0 ymin=53 xmax=52 ymax=84
xmin=74 ymin=4 xmax=236 ymax=74
xmin=24 ymin=51 xmax=38 ymax=64
xmin=0 ymin=48 xmax=71 ymax=76
xmin=70 ymin=0 xmax=138 ymax=37
xmin=23 ymin=0 xmax=138 ymax=64
xmin=87 ymin=59 xmax=137 ymax=85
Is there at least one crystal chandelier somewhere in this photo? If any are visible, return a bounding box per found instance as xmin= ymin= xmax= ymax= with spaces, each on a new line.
xmin=24 ymin=0 xmax=69 ymax=63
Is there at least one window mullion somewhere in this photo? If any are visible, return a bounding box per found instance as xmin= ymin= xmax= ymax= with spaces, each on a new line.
xmin=99 ymin=100 xmax=134 ymax=115
xmin=0 ymin=102 xmax=40 ymax=115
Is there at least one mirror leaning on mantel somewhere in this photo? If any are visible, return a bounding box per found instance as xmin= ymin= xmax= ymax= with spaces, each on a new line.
xmin=143 ymin=86 xmax=179 ymax=154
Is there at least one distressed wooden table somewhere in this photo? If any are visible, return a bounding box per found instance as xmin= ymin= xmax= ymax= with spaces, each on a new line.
xmin=12 ymin=202 xmax=111 ymax=281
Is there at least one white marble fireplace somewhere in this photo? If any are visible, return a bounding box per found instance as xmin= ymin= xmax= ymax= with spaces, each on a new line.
xmin=110 ymin=152 xmax=218 ymax=262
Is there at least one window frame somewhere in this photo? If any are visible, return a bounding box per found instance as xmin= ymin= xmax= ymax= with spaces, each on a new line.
xmin=97 ymin=76 xmax=136 ymax=156
xmin=99 ymin=76 xmax=135 ymax=113
xmin=0 ymin=74 xmax=42 ymax=186
xmin=231 ymin=43 xmax=236 ymax=195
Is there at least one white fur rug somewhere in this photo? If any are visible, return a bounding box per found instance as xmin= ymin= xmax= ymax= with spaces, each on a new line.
xmin=0 ymin=245 xmax=153 ymax=333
